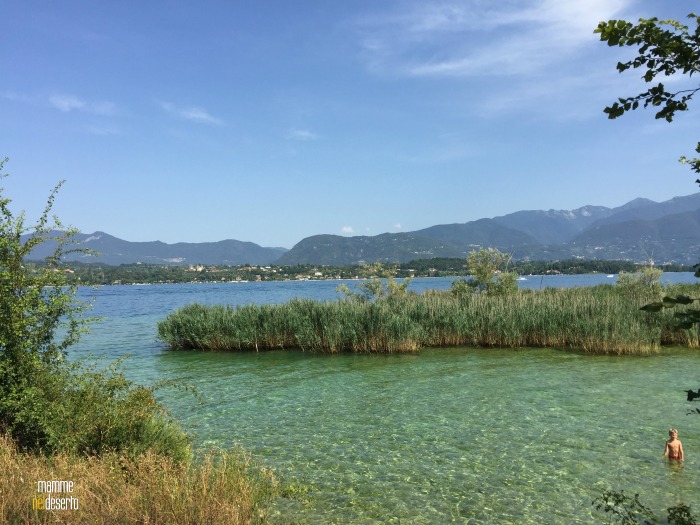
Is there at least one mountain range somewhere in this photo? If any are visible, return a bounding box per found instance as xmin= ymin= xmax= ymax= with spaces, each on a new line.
xmin=28 ymin=193 xmax=700 ymax=266
xmin=28 ymin=233 xmax=288 ymax=266
xmin=276 ymin=193 xmax=700 ymax=265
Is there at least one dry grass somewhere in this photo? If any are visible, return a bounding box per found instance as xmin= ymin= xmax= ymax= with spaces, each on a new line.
xmin=0 ymin=435 xmax=278 ymax=525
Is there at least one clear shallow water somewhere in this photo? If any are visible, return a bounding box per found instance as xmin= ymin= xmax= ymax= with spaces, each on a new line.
xmin=70 ymin=275 xmax=700 ymax=524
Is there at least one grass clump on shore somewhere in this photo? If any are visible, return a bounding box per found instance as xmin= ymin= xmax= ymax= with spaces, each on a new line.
xmin=0 ymin=434 xmax=278 ymax=525
xmin=157 ymin=283 xmax=700 ymax=355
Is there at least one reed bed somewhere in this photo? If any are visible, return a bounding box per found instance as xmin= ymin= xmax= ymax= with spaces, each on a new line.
xmin=157 ymin=284 xmax=700 ymax=355
xmin=0 ymin=434 xmax=278 ymax=525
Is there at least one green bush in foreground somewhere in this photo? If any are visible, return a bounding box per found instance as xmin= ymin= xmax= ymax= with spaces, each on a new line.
xmin=157 ymin=283 xmax=700 ymax=355
xmin=0 ymin=157 xmax=279 ymax=523
xmin=0 ymin=160 xmax=190 ymax=459
xmin=1 ymin=355 xmax=192 ymax=460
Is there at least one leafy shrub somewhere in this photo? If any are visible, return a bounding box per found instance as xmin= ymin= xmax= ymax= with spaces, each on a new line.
xmin=0 ymin=356 xmax=191 ymax=460
xmin=336 ymin=263 xmax=413 ymax=302
xmin=0 ymin=158 xmax=190 ymax=459
xmin=616 ymin=265 xmax=664 ymax=302
xmin=451 ymin=247 xmax=518 ymax=297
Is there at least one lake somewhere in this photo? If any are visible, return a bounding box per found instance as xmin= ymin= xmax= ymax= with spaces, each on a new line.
xmin=70 ymin=275 xmax=700 ymax=524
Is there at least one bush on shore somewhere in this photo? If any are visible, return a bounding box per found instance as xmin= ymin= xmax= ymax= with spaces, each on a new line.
xmin=1 ymin=160 xmax=277 ymax=523
xmin=0 ymin=355 xmax=193 ymax=461
xmin=0 ymin=161 xmax=190 ymax=460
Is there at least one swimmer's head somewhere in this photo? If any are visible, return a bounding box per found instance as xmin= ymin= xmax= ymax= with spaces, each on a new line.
xmin=669 ymin=428 xmax=678 ymax=437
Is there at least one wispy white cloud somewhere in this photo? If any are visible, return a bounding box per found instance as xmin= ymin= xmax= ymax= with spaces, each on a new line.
xmin=49 ymin=94 xmax=116 ymax=115
xmin=1 ymin=91 xmax=33 ymax=103
xmin=341 ymin=226 xmax=355 ymax=234
xmin=357 ymin=0 xmax=632 ymax=78
xmin=50 ymin=94 xmax=85 ymax=112
xmin=286 ymin=128 xmax=319 ymax=141
xmin=393 ymin=223 xmax=403 ymax=229
xmin=357 ymin=0 xmax=639 ymax=119
xmin=159 ymin=101 xmax=223 ymax=125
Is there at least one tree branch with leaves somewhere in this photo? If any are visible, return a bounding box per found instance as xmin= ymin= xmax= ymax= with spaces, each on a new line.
xmin=597 ymin=13 xmax=700 ymax=324
xmin=597 ymin=14 xmax=700 ymax=419
xmin=595 ymin=14 xmax=700 ymax=176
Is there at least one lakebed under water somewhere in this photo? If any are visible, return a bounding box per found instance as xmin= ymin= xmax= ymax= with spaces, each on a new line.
xmin=71 ymin=276 xmax=700 ymax=524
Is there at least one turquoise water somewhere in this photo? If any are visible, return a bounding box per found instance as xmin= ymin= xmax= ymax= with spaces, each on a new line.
xmin=154 ymin=348 xmax=699 ymax=524
xmin=70 ymin=277 xmax=700 ymax=524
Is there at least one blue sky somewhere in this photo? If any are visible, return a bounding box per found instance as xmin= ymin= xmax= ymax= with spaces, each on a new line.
xmin=2 ymin=0 xmax=699 ymax=249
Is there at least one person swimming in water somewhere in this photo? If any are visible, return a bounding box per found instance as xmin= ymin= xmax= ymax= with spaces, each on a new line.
xmin=663 ymin=428 xmax=684 ymax=461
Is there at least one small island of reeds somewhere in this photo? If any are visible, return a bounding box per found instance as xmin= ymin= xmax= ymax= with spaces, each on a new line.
xmin=157 ymin=281 xmax=700 ymax=356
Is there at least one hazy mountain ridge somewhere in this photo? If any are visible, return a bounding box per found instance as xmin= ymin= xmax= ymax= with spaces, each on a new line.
xmin=274 ymin=233 xmax=471 ymax=266
xmin=414 ymin=219 xmax=541 ymax=247
xmin=281 ymin=193 xmax=700 ymax=265
xmin=27 ymin=231 xmax=288 ymax=266
xmin=491 ymin=205 xmax=614 ymax=244
xmin=564 ymin=208 xmax=700 ymax=263
xmin=587 ymin=194 xmax=700 ymax=228
xmin=24 ymin=193 xmax=700 ymax=266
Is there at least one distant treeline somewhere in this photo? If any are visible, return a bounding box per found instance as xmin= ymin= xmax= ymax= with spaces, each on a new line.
xmin=26 ymin=258 xmax=695 ymax=286
xmin=393 ymin=258 xmax=693 ymax=276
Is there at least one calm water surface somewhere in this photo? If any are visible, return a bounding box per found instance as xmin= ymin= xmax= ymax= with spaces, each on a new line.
xmin=71 ymin=276 xmax=700 ymax=524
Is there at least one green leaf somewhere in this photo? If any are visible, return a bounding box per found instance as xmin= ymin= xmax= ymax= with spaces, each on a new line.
xmin=598 ymin=15 xmax=700 ymax=177
xmin=662 ymin=296 xmax=678 ymax=307
xmin=672 ymin=295 xmax=695 ymax=305
xmin=641 ymin=302 xmax=664 ymax=312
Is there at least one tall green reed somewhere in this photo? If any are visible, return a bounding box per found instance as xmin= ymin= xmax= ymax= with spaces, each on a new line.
xmin=157 ymin=284 xmax=700 ymax=355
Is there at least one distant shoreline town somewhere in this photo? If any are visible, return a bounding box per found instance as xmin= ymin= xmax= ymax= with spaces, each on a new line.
xmin=31 ymin=258 xmax=695 ymax=286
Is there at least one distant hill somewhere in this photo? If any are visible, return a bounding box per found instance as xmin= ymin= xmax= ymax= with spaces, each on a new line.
xmin=24 ymin=193 xmax=700 ymax=266
xmin=562 ymin=208 xmax=700 ymax=263
xmin=414 ymin=218 xmax=540 ymax=246
xmin=278 ymin=193 xmax=700 ymax=265
xmin=274 ymin=233 xmax=470 ymax=266
xmin=26 ymin=231 xmax=288 ymax=266
xmin=585 ymin=194 xmax=700 ymax=230
xmin=491 ymin=205 xmax=614 ymax=244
